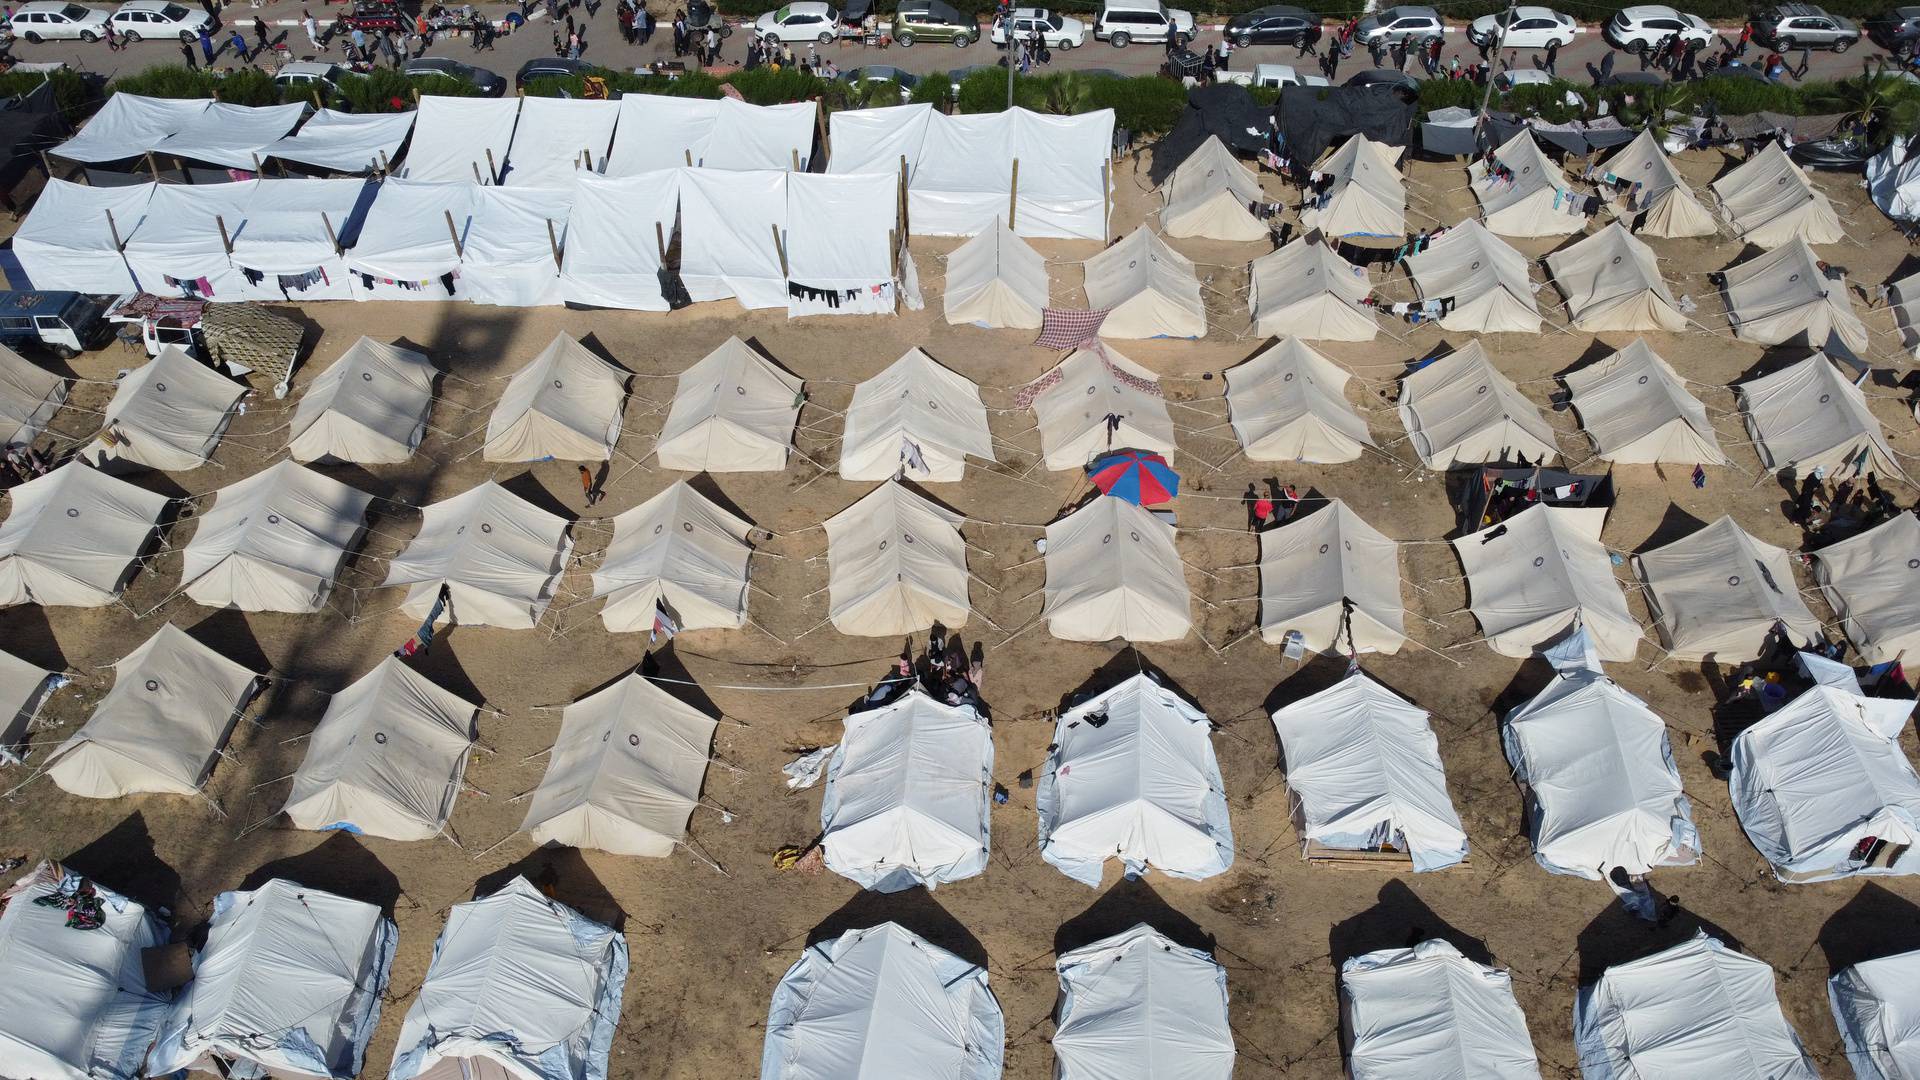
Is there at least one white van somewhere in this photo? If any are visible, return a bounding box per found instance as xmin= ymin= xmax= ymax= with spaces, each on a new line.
xmin=1093 ymin=0 xmax=1194 ymax=46
xmin=1253 ymin=62 xmax=1330 ymax=87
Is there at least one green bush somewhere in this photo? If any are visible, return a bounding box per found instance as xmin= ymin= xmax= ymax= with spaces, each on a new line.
xmin=725 ymin=65 xmax=833 ymax=104
xmin=1416 ymin=76 xmax=1483 ymax=114
xmin=0 ymin=68 xmax=101 ymax=119
xmin=522 ymin=68 xmax=727 ymax=98
xmin=909 ymin=71 xmax=952 ymax=104
xmin=108 ymin=64 xmax=221 ymax=100
xmin=949 ymin=68 xmax=1181 ymax=131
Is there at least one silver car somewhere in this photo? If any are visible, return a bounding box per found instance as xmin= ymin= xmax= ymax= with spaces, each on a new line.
xmin=1355 ymin=5 xmax=1445 ymax=46
xmin=1753 ymin=2 xmax=1860 ymax=51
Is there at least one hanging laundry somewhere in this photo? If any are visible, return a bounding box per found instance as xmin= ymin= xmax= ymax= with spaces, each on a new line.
xmin=900 ymin=436 xmax=928 ymax=475
xmin=395 ymin=584 xmax=451 ymax=659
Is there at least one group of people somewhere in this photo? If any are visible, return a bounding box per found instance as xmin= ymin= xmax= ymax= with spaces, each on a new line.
xmin=615 ymin=0 xmax=654 ymax=46
xmin=668 ymin=7 xmax=722 ymax=64
xmin=860 ymin=629 xmax=986 ymax=713
xmin=1788 ymin=471 xmax=1909 ymax=545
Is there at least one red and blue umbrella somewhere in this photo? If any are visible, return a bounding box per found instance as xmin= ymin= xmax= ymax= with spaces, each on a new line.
xmin=1087 ymin=450 xmax=1179 ymax=506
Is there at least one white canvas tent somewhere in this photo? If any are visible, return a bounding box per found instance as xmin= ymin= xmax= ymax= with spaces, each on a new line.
xmin=822 ymin=481 xmax=969 ymax=637
xmin=261 ymin=109 xmax=415 ymax=173
xmin=0 ymin=346 xmax=67 ymax=448
xmin=1634 ymin=515 xmax=1820 ymax=661
xmin=78 ymin=345 xmax=245 ymax=473
xmin=653 ymin=337 xmax=802 ymax=473
xmin=520 ymin=672 xmax=717 ymax=858
xmin=153 ymin=101 xmax=308 ymax=170
xmin=1872 ymin=136 xmax=1920 ymax=222
xmin=1052 ymin=924 xmax=1235 ymax=1080
xmin=1574 ymin=934 xmax=1817 ymax=1079
xmin=1398 ymin=341 xmax=1558 ymax=469
xmin=1712 ymin=141 xmax=1845 ymax=248
xmin=786 ymin=172 xmax=898 ymax=316
xmin=127 ymin=179 xmax=368 ymax=303
xmin=388 ymin=876 xmax=629 ymax=1080
xmin=558 ymin=170 xmax=681 ymax=310
xmin=0 ymin=647 xmax=58 ymax=763
xmin=1544 ymin=222 xmax=1687 ymax=331
xmin=1812 ymin=512 xmax=1920 ymax=664
xmin=1341 ymin=940 xmax=1540 ymax=1080
xmin=1404 ymin=219 xmax=1541 ymax=334
xmin=401 ymin=96 xmax=521 ymax=183
xmin=1161 ymin=136 xmax=1265 ymax=241
xmin=180 ymin=460 xmax=371 ymax=613
xmin=52 ymin=93 xmax=208 ymax=162
xmin=590 ymin=479 xmax=753 ymax=634
xmin=1042 ymin=495 xmax=1190 ymax=643
xmin=943 ymin=220 xmax=1048 ymax=328
xmin=1247 ymin=235 xmax=1377 ymax=342
xmin=503 ymin=97 xmax=618 ymax=186
xmin=482 ymin=334 xmax=627 ymax=462
xmin=281 ymin=656 xmax=477 ymax=841
xmin=1257 ymin=499 xmax=1404 ymax=653
xmin=679 ymin=168 xmax=788 ymax=309
xmin=1593 ymin=130 xmax=1716 ymax=238
xmin=343 ymin=178 xmax=470 ymax=301
xmin=0 ymin=462 xmax=167 ymax=608
xmin=1028 ymin=345 xmax=1175 ymax=470
xmin=1737 ymin=352 xmax=1905 ymax=480
xmin=1302 ymin=134 xmax=1406 ymax=243
xmin=1891 ymin=271 xmax=1920 ymax=359
xmin=148 ymin=879 xmax=396 ymax=1080
xmin=0 ymin=861 xmax=171 ymax=1080
xmin=381 ymin=481 xmax=573 ymax=630
xmin=760 ymin=922 xmax=1003 ymax=1080
xmin=607 ymin=96 xmax=816 ymax=175
xmin=1455 ymin=504 xmax=1641 ymax=661
xmin=1270 ymin=670 xmax=1467 ymax=870
xmin=1470 ymin=130 xmax=1583 ymax=237
xmin=1562 ymin=339 xmax=1729 ymax=465
xmin=839 ymin=348 xmax=993 ymax=482
xmin=110 ymin=181 xmax=253 ymax=301
xmin=460 ymin=184 xmax=573 ymax=307
xmin=44 ymin=623 xmax=258 ymax=800
xmin=1038 ymin=672 xmax=1232 ymax=886
xmin=1828 ymin=948 xmax=1920 ymax=1080
xmin=287 ymin=337 xmax=437 ymax=464
xmin=1225 ymin=337 xmax=1374 ymax=462
xmin=820 ymin=687 xmax=993 ymax=892
xmin=10 ymin=179 xmax=150 ymax=294
xmin=1082 ymin=227 xmax=1206 ymax=339
xmin=1722 ymin=238 xmax=1870 ymax=350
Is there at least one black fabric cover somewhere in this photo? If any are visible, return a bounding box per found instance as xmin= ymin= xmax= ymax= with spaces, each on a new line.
xmin=1420 ymin=119 xmax=1481 ymax=157
xmin=0 ymin=82 xmax=63 ymax=191
xmin=1274 ymin=85 xmax=1414 ymax=166
xmin=1147 ymin=83 xmax=1271 ymax=184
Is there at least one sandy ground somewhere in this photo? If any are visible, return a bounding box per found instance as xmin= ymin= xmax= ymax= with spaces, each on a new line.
xmin=4 ymin=145 xmax=1920 ymax=1079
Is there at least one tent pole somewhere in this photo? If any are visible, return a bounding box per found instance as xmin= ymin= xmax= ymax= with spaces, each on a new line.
xmin=545 ymin=219 xmax=562 ymax=269
xmin=772 ymin=225 xmax=788 ymax=278
xmin=251 ymin=152 xmax=261 ymax=174
xmin=38 ymin=151 xmax=52 ymax=183
xmin=312 ymin=89 xmax=322 ymax=110
xmin=485 ymin=147 xmax=498 ymax=184
xmin=897 ymin=154 xmax=908 ymax=237
xmin=145 ymin=152 xmax=160 ymax=181
xmin=684 ymin=149 xmax=693 ymax=166
xmin=444 ymin=210 xmax=465 ymax=258
xmin=654 ymin=221 xmax=667 ymax=262
xmin=321 ymin=212 xmax=343 ymax=257
xmin=815 ymin=102 xmax=829 ymax=162
xmin=471 ymin=161 xmax=483 ymax=184
xmin=105 ymin=210 xmax=124 ymax=252
xmin=1101 ymin=161 xmax=1110 ymax=242
xmin=378 ymin=150 xmax=390 ymax=174
xmin=889 ymin=228 xmax=897 ymax=278
xmin=791 ymin=147 xmax=800 ymax=172
xmin=215 ymin=214 xmax=234 ymax=255
xmin=1008 ymin=158 xmax=1019 ymax=232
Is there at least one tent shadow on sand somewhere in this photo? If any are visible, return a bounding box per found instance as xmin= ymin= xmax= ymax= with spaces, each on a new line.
xmin=474 ymin=846 xmax=626 ymax=932
xmin=1572 ymin=896 xmax=1745 ymax=986
xmin=1054 ymin=878 xmax=1216 ymax=957
xmin=62 ymin=810 xmax=182 ymax=915
xmin=238 ymin=831 xmax=403 ymax=918
xmin=1055 ymin=647 xmax=1205 ymax=719
xmin=1329 ymin=880 xmax=1493 ymax=970
xmin=806 ymin=886 xmax=988 ymax=971
xmin=1818 ymin=883 xmax=1920 ymax=974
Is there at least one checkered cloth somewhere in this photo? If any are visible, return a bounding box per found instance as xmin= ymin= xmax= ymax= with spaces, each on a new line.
xmin=1033 ymin=307 xmax=1110 ymax=351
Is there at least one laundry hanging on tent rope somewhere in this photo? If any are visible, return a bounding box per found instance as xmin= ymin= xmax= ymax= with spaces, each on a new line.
xmin=1034 ymin=308 xmax=1111 ymax=351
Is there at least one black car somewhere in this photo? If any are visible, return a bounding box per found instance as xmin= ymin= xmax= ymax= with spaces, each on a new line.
xmin=1224 ymin=4 xmax=1317 ymax=46
xmin=1867 ymin=5 xmax=1920 ymax=51
xmin=402 ymin=57 xmax=508 ymax=96
xmin=1344 ymin=68 xmax=1419 ymax=91
xmin=515 ymin=57 xmax=598 ymax=89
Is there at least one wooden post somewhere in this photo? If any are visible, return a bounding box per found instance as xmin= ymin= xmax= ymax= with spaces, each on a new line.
xmin=472 ymin=161 xmax=484 ymax=184
xmin=771 ymin=224 xmax=787 ymax=278
xmin=815 ymin=101 xmax=829 ymax=161
xmin=545 ymin=219 xmax=562 ymax=268
xmin=1100 ymin=160 xmax=1110 ymax=242
xmin=104 ymin=209 xmax=124 ymax=252
xmin=897 ymin=153 xmax=908 ymax=237
xmin=378 ymin=151 xmax=390 ymax=174
xmin=888 ymin=228 xmax=897 ymax=277
xmin=444 ymin=210 xmax=464 ymax=257
xmin=251 ymin=152 xmax=262 ymax=174
xmin=321 ymin=211 xmax=342 ymax=256
xmin=684 ymin=148 xmax=693 ymax=166
xmin=37 ymin=151 xmax=51 ymax=182
xmin=1007 ymin=157 xmax=1019 ymax=232
xmin=413 ymin=88 xmax=421 ymax=103
xmin=484 ymin=147 xmax=498 ymax=184
xmin=215 ymin=214 xmax=234 ymax=255
xmin=311 ymin=89 xmax=322 ymax=109
xmin=145 ymin=152 xmax=161 ymax=181
xmin=654 ymin=221 xmax=667 ymax=262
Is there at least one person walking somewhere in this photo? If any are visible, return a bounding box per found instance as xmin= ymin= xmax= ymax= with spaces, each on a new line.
xmin=252 ymin=14 xmax=267 ymax=49
xmin=198 ymin=26 xmax=215 ymax=62
xmin=617 ymin=1 xmax=633 ymax=43
xmin=1735 ymin=21 xmax=1751 ymax=56
xmin=671 ymin=11 xmax=685 ymax=54
xmin=641 ymin=5 xmax=654 ymax=42
xmin=228 ymin=26 xmax=249 ymax=61
xmin=1793 ymin=42 xmax=1810 ymax=79
xmin=1424 ymin=34 xmax=1441 ymax=74
xmin=180 ymin=39 xmax=197 ymax=66
xmin=302 ymin=8 xmax=319 ymax=48
xmin=1542 ymin=36 xmax=1558 ymax=75
xmin=1367 ymin=34 xmax=1383 ymax=65
xmin=1216 ymin=35 xmax=1230 ymax=68
xmin=1295 ymin=21 xmax=1317 ymax=58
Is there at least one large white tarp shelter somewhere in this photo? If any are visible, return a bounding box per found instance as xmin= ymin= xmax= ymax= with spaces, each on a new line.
xmin=0 ymin=462 xmax=167 ymax=608
xmin=820 ymin=688 xmax=993 ymax=892
xmin=401 ymin=96 xmax=521 ymax=183
xmin=153 ymin=101 xmax=308 ymax=170
xmin=653 ymin=337 xmax=802 ymax=472
xmin=382 ymin=481 xmax=573 ymax=630
xmin=521 ymin=673 xmax=716 ymax=857
xmin=122 ymin=179 xmax=369 ymax=303
xmin=282 ymin=656 xmax=477 ymax=841
xmin=1038 ymin=672 xmax=1231 ymax=886
xmin=45 ymin=623 xmax=257 ymax=799
xmin=287 ymin=337 xmax=437 ymax=464
xmin=839 ymin=348 xmax=992 ymax=482
xmin=0 ymin=346 xmax=66 ymax=448
xmin=1712 ymin=141 xmax=1845 ymax=248
xmin=1574 ymin=934 xmax=1817 ymax=1079
xmin=558 ymin=170 xmax=680 ymax=310
xmin=1258 ymin=499 xmax=1404 ymax=653
xmin=607 ymin=96 xmax=816 ymax=175
xmin=1399 ymin=342 xmax=1558 ymax=469
xmin=1594 ymin=130 xmax=1715 ymax=237
xmin=1225 ymin=337 xmax=1374 ymax=462
xmin=1722 ymin=238 xmax=1870 ymax=350
xmin=1042 ymin=495 xmax=1190 ymax=642
xmin=11 ymin=179 xmax=150 ymax=294
xmin=591 ymin=480 xmax=753 ymax=633
xmin=343 ymin=178 xmax=469 ymax=300
xmin=1828 ymin=947 xmax=1920 ymax=1080
xmin=1161 ymin=136 xmax=1265 ymax=241
xmin=1270 ymin=670 xmax=1467 ymax=870
xmin=482 ymin=334 xmax=627 ymax=462
xmin=261 ymin=109 xmax=416 ymax=173
xmin=1470 ymin=130 xmax=1582 ymax=237
xmin=1302 ymin=134 xmax=1406 ymax=243
xmin=0 ymin=647 xmax=57 ymax=762
xmin=1545 ymin=222 xmax=1686 ymax=332
xmin=785 ymin=172 xmax=898 ymax=316
xmin=1405 ymin=219 xmax=1541 ymax=333
xmin=1247 ymin=235 xmax=1377 ymax=342
xmin=1872 ymin=136 xmax=1920 ymax=222
xmin=1634 ymin=515 xmax=1820 ymax=661
xmin=943 ymin=221 xmax=1048 ymax=328
xmin=148 ymin=880 xmax=396 ymax=1080
xmin=1563 ymin=339 xmax=1728 ymax=465
xmin=1812 ymin=512 xmax=1920 ymax=664
xmin=503 ymin=97 xmax=618 ymax=186
xmin=0 ymin=861 xmax=171 ymax=1080
xmin=77 ymin=345 xmax=245 ymax=472
xmin=1341 ymin=940 xmax=1540 ymax=1079
xmin=1737 ymin=352 xmax=1905 ymax=480
xmin=459 ymin=184 xmax=573 ymax=306
xmin=1455 ymin=504 xmax=1641 ymax=661
xmin=1029 ymin=345 xmax=1174 ymax=469
xmin=679 ymin=168 xmax=788 ymax=310
xmin=1052 ymin=924 xmax=1235 ymax=1080
xmin=760 ymin=922 xmax=1004 ymax=1080
xmin=180 ymin=460 xmax=371 ymax=613
xmin=388 ymin=876 xmax=628 ymax=1080
xmin=1082 ymin=227 xmax=1205 ymax=339
xmin=823 ymin=480 xmax=969 ymax=636
xmin=53 ymin=93 xmax=208 ymax=163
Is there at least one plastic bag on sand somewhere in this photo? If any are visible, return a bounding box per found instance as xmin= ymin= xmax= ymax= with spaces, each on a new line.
xmin=783 ymin=746 xmax=833 ymax=790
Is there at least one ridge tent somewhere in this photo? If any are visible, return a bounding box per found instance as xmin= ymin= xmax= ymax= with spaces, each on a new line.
xmin=1247 ymin=235 xmax=1378 ymax=342
xmin=148 ymin=880 xmax=396 ymax=1080
xmin=1544 ymin=222 xmax=1687 ymax=332
xmin=1082 ymin=227 xmax=1206 ymax=339
xmin=460 ymin=184 xmax=574 ymax=307
xmin=1404 ymin=219 xmax=1541 ymax=333
xmin=282 ymin=656 xmax=477 ymax=841
xmin=44 ymin=623 xmax=258 ymax=799
xmin=839 ymin=348 xmax=992 ymax=482
xmin=1721 ymin=237 xmax=1869 ymax=350
xmin=1469 ymin=130 xmax=1584 ymax=237
xmin=653 ymin=336 xmax=803 ymax=472
xmin=520 ymin=672 xmax=717 ymax=857
xmin=381 ymin=480 xmax=573 ymax=630
xmin=77 ymin=344 xmax=246 ymax=473
xmin=1736 ymin=351 xmax=1905 ymax=480
xmin=0 ymin=861 xmax=171 ymax=1080
xmin=400 ymin=96 xmax=521 ymax=183
xmin=558 ymin=170 xmax=681 ymax=310
xmin=1455 ymin=503 xmax=1641 ymax=661
xmin=287 ymin=337 xmax=437 ymax=464
xmin=822 ymin=480 xmax=969 ymax=636
xmin=760 ymin=922 xmax=1004 ymax=1080
xmin=0 ymin=345 xmax=66 ymax=447
xmin=785 ymin=171 xmax=898 ymax=316
xmin=943 ymin=220 xmax=1048 ymax=328
xmin=1891 ymin=271 xmax=1920 ymax=358
xmin=503 ymin=96 xmax=618 ymax=186
xmin=1634 ymin=515 xmax=1820 ymax=661
xmin=0 ymin=462 xmax=167 ymax=607
xmin=1341 ymin=940 xmax=1540 ymax=1080
xmin=1592 ymin=129 xmax=1716 ymax=238
xmin=1574 ymin=934 xmax=1817 ymax=1079
xmin=1398 ymin=341 xmax=1558 ymax=469
xmin=1052 ymin=924 xmax=1235 ymax=1080
xmin=607 ymin=96 xmax=816 ymax=175
xmin=0 ymin=647 xmax=57 ymax=762
xmin=10 ymin=178 xmax=151 ymax=293
xmin=1711 ymin=141 xmax=1845 ymax=248
xmin=51 ymin=93 xmax=209 ymax=163
xmin=590 ymin=479 xmax=753 ymax=633
xmin=1829 ymin=948 xmax=1920 ymax=1080
xmin=344 ymin=178 xmax=472 ymax=301
xmin=1270 ymin=670 xmax=1467 ymax=870
xmin=1042 ymin=494 xmax=1190 ymax=642
xmin=482 ymin=333 xmax=628 ymax=463
xmin=678 ymin=167 xmax=787 ymax=309
xmin=260 ymin=109 xmax=416 ymax=174
xmin=1224 ymin=336 xmax=1374 ymax=461
xmin=152 ymin=101 xmax=309 ymax=170
xmin=1301 ymin=134 xmax=1406 ymax=244
xmin=1562 ymin=339 xmax=1728 ymax=465
xmin=388 ymin=876 xmax=629 ymax=1080
xmin=1038 ymin=671 xmax=1232 ymax=886
xmin=1812 ymin=512 xmax=1920 ymax=664
xmin=1028 ymin=345 xmax=1175 ymax=470
xmin=123 ymin=179 xmax=371 ymax=303
xmin=820 ymin=686 xmax=993 ymax=891
xmin=179 ymin=460 xmax=372 ymax=613
xmin=1258 ymin=500 xmax=1405 ymax=653
xmin=1160 ymin=135 xmax=1265 ymax=241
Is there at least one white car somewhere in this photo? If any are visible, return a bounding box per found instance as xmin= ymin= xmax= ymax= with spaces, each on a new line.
xmin=991 ymin=7 xmax=1086 ymax=48
xmin=1604 ymin=5 xmax=1712 ymax=52
xmin=1251 ymin=62 xmax=1329 ymax=87
xmin=1467 ymin=5 xmax=1580 ymax=49
xmin=11 ymin=1 xmax=108 ymax=42
xmin=108 ymin=0 xmax=213 ymax=41
xmin=755 ymin=1 xmax=840 ymax=43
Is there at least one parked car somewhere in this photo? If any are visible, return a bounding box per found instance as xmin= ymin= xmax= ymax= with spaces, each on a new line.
xmin=755 ymin=1 xmax=841 ymax=43
xmin=1866 ymin=5 xmax=1920 ymax=51
xmin=1354 ymin=5 xmax=1445 ymax=47
xmin=1751 ymin=3 xmax=1860 ymax=51
xmin=1603 ymin=5 xmax=1713 ymax=52
xmin=1343 ymin=67 xmax=1419 ymax=91
xmin=12 ymin=2 xmax=108 ymax=42
xmin=1224 ymin=4 xmax=1317 ymax=46
xmin=0 ymin=291 xmax=109 ymax=360
xmin=516 ymin=56 xmax=597 ymax=88
xmin=892 ymin=0 xmax=977 ymax=45
xmin=1467 ymin=5 xmax=1579 ymax=49
xmin=990 ymin=7 xmax=1085 ymax=48
xmin=401 ymin=56 xmax=507 ymax=95
xmin=273 ymin=61 xmax=345 ymax=92
xmin=1251 ymin=62 xmax=1329 ymax=87
xmin=1092 ymin=0 xmax=1193 ymax=47
xmin=839 ymin=64 xmax=919 ymax=89
xmin=107 ymin=0 xmax=212 ymax=42
xmin=339 ymin=0 xmax=407 ymax=33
